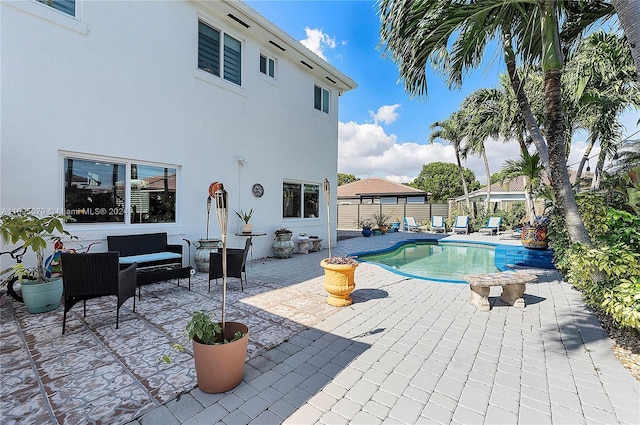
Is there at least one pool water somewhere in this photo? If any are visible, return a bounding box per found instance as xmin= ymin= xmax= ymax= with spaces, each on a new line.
xmin=357 ymin=242 xmax=500 ymax=283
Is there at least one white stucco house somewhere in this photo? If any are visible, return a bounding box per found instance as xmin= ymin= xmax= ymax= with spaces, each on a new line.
xmin=1 ymin=0 xmax=356 ymax=263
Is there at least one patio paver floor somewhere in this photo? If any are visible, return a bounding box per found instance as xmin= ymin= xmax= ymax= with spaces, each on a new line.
xmin=1 ymin=231 xmax=638 ymax=424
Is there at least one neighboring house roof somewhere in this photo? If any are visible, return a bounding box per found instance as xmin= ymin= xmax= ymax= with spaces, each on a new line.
xmin=337 ymin=178 xmax=427 ymax=198
xmin=453 ymin=169 xmax=594 ymax=202
xmin=223 ymin=1 xmax=357 ymax=94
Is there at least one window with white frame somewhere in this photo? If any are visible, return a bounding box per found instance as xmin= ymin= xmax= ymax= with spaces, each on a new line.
xmin=314 ymin=84 xmax=329 ymax=114
xmin=37 ymin=0 xmax=75 ymax=16
xmin=64 ymin=156 xmax=177 ymax=224
xmin=198 ymin=20 xmax=242 ymax=86
xmin=259 ymin=53 xmax=276 ymax=78
xmin=282 ymin=182 xmax=319 ymax=218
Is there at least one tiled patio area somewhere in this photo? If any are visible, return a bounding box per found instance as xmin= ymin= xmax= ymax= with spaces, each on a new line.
xmin=1 ymin=231 xmax=638 ymax=424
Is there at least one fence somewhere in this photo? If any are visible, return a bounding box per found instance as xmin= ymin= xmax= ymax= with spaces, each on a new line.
xmin=337 ymin=203 xmax=449 ymax=230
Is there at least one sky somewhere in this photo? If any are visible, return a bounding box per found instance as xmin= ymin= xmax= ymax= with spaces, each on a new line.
xmin=247 ymin=0 xmax=640 ymax=185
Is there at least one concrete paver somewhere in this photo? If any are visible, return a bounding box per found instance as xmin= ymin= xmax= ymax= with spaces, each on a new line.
xmin=2 ymin=231 xmax=638 ymax=424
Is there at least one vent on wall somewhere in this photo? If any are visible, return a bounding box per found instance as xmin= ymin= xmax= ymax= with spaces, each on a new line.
xmin=300 ymin=60 xmax=314 ymax=70
xmin=269 ymin=40 xmax=286 ymax=51
xmin=227 ymin=14 xmax=250 ymax=28
xmin=325 ymin=76 xmax=337 ymax=84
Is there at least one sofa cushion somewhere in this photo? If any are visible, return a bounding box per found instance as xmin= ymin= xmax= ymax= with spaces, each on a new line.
xmin=119 ymin=252 xmax=182 ymax=265
xmin=107 ymin=233 xmax=168 ymax=257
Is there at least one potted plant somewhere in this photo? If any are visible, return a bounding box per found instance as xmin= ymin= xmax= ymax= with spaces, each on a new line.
xmin=521 ymin=215 xmax=550 ymax=250
xmin=0 ymin=209 xmax=74 ymax=313
xmin=167 ymin=183 xmax=249 ymax=393
xmin=358 ymin=218 xmax=373 ymax=237
xmin=273 ymin=227 xmax=294 ymax=258
xmin=372 ymin=212 xmax=391 ymax=234
xmin=320 ymin=256 xmax=358 ymax=306
xmin=235 ymin=208 xmax=254 ymax=234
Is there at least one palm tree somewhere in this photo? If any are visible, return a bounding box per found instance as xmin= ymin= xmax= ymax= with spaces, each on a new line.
xmin=459 ymin=89 xmax=506 ymax=211
xmin=378 ymin=0 xmax=614 ymax=246
xmin=501 ymin=150 xmax=544 ymax=223
xmin=565 ymin=31 xmax=640 ymax=189
xmin=429 ymin=112 xmax=471 ymax=210
xmin=611 ymin=0 xmax=640 ymax=80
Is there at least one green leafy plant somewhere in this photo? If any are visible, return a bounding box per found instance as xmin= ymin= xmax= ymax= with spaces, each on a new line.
xmin=0 ymin=209 xmax=74 ymax=283
xmin=160 ymin=310 xmax=245 ymax=364
xmin=234 ymin=209 xmax=254 ymax=224
xmin=358 ymin=218 xmax=374 ymax=229
xmin=371 ymin=212 xmax=391 ymax=227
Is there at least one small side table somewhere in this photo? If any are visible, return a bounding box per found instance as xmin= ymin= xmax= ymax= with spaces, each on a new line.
xmin=234 ymin=232 xmax=267 ymax=264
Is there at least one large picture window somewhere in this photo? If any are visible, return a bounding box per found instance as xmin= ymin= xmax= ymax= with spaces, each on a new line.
xmin=64 ymin=157 xmax=177 ymax=224
xmin=198 ymin=20 xmax=242 ymax=86
xmin=283 ymin=182 xmax=319 ymax=219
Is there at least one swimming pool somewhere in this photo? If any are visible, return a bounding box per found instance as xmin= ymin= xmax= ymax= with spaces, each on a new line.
xmin=354 ymin=240 xmax=505 ymax=283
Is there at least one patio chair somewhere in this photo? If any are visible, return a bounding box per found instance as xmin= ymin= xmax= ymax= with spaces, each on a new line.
xmin=404 ymin=217 xmax=421 ymax=232
xmin=430 ymin=216 xmax=446 ymax=233
xmin=452 ymin=215 xmax=469 ymax=234
xmin=209 ymin=238 xmax=250 ymax=292
xmin=60 ymin=252 xmax=137 ymax=334
xmin=479 ymin=216 xmax=502 ymax=235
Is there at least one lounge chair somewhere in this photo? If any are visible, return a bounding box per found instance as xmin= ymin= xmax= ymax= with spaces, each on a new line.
xmin=404 ymin=217 xmax=421 ymax=232
xmin=430 ymin=216 xmax=446 ymax=233
xmin=452 ymin=215 xmax=469 ymax=234
xmin=479 ymin=216 xmax=502 ymax=235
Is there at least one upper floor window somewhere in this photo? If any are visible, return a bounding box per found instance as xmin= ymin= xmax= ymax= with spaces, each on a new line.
xmin=259 ymin=54 xmax=276 ymax=78
xmin=283 ymin=182 xmax=319 ymax=219
xmin=314 ymin=85 xmax=329 ymax=114
xmin=37 ymin=0 xmax=75 ymax=17
xmin=198 ymin=20 xmax=242 ymax=86
xmin=64 ymin=156 xmax=177 ymax=224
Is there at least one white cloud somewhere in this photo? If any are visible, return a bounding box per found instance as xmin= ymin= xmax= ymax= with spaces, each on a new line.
xmin=370 ymin=104 xmax=401 ymax=125
xmin=338 ymin=105 xmax=635 ymax=185
xmin=300 ymin=27 xmax=336 ymax=61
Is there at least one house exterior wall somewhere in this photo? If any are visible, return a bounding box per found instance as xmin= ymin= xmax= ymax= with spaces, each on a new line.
xmin=1 ymin=0 xmax=354 ymax=263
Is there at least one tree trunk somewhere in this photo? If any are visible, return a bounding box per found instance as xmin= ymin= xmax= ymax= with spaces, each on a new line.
xmin=612 ymin=0 xmax=640 ymax=81
xmin=541 ymin=0 xmax=591 ymax=246
xmin=575 ymin=135 xmax=595 ymax=190
xmin=545 ymin=70 xmax=592 ymax=244
xmin=590 ymin=147 xmax=607 ymax=191
xmin=502 ymin=30 xmax=550 ymax=169
xmin=455 ymin=148 xmax=471 ymax=211
xmin=482 ymin=148 xmax=491 ymax=212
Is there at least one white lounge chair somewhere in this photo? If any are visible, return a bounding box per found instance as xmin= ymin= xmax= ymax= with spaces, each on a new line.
xmin=452 ymin=215 xmax=469 ymax=234
xmin=479 ymin=216 xmax=502 ymax=235
xmin=404 ymin=217 xmax=421 ymax=232
xmin=430 ymin=216 xmax=446 ymax=233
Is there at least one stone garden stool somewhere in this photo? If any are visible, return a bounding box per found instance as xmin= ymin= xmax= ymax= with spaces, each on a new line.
xmin=463 ymin=272 xmax=537 ymax=311
xmin=309 ymin=238 xmax=323 ymax=252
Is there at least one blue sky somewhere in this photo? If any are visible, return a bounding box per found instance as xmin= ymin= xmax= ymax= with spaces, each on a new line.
xmin=247 ymin=0 xmax=640 ymax=185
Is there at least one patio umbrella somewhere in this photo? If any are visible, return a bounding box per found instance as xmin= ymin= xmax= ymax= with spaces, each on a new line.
xmin=213 ymin=182 xmax=229 ymax=339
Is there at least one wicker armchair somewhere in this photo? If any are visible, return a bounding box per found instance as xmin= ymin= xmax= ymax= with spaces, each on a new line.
xmin=60 ymin=252 xmax=137 ymax=334
xmin=208 ymin=238 xmax=250 ymax=292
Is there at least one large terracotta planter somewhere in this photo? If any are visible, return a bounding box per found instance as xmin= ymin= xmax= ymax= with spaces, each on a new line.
xmin=521 ymin=225 xmax=549 ymax=250
xmin=192 ymin=322 xmax=249 ymax=393
xmin=320 ymin=259 xmax=357 ymax=307
xmin=21 ymin=278 xmax=63 ymax=314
